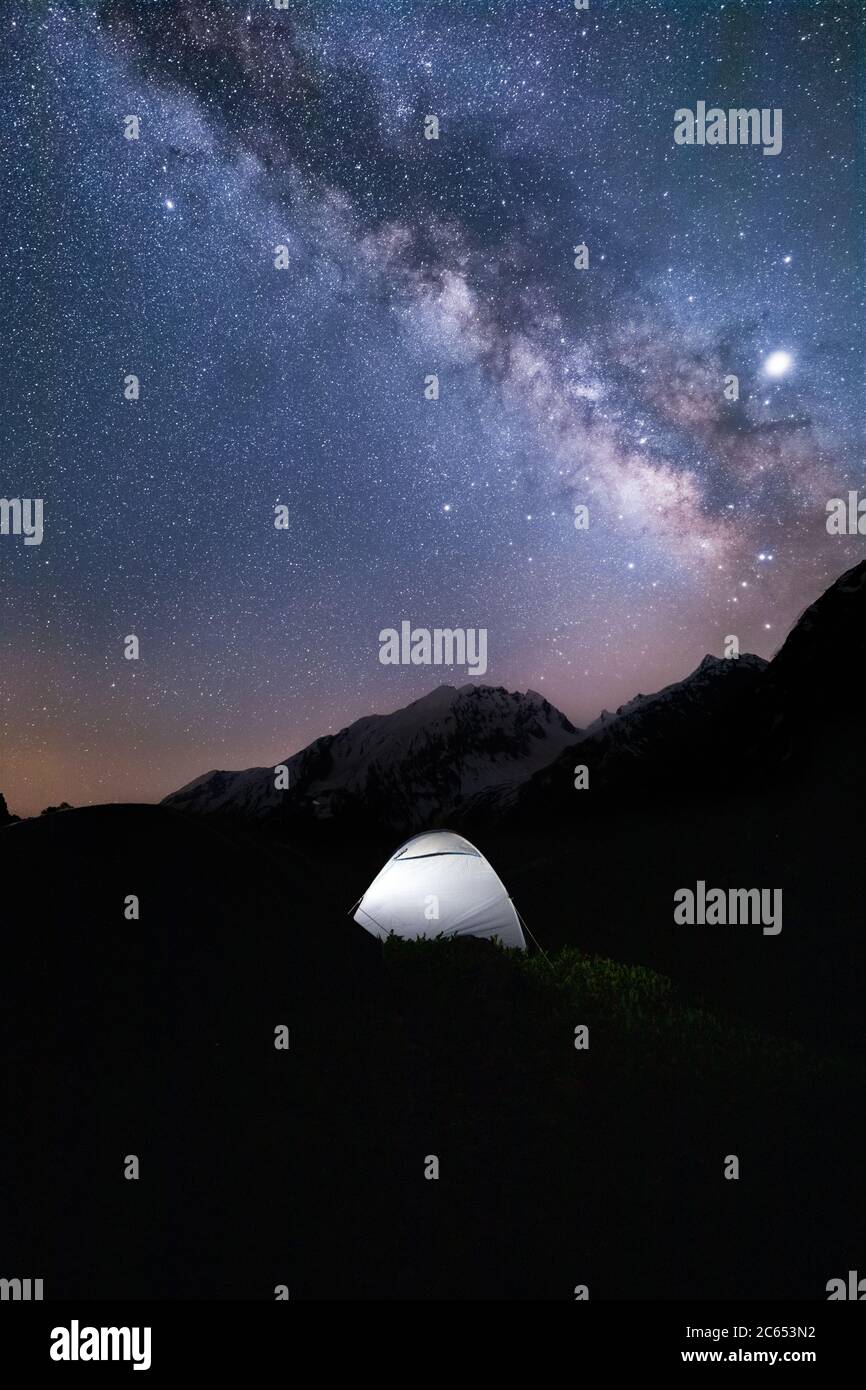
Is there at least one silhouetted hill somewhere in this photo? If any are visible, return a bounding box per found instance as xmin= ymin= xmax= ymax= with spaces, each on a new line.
xmin=758 ymin=556 xmax=866 ymax=796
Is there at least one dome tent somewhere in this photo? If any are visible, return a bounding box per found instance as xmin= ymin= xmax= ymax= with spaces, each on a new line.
xmin=354 ymin=830 xmax=527 ymax=951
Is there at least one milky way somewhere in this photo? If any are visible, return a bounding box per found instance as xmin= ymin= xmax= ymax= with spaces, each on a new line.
xmin=1 ymin=0 xmax=863 ymax=815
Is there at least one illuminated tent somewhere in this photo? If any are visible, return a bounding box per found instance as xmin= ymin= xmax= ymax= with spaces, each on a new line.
xmin=354 ymin=830 xmax=527 ymax=950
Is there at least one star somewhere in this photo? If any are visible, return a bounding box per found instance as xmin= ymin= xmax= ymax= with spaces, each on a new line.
xmin=764 ymin=350 xmax=793 ymax=378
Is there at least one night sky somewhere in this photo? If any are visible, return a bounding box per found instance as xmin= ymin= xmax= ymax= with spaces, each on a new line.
xmin=1 ymin=0 xmax=863 ymax=817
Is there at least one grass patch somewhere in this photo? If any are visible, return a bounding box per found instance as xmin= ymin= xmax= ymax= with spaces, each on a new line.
xmin=382 ymin=936 xmax=851 ymax=1092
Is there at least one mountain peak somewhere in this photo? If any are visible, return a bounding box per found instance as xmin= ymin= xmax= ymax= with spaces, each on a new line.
xmin=586 ymin=649 xmax=768 ymax=735
xmin=693 ymin=651 xmax=767 ymax=676
xmin=163 ymin=682 xmax=579 ymax=831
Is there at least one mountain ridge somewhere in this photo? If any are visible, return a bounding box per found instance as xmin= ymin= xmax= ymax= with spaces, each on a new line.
xmin=162 ymin=681 xmax=580 ymax=832
xmin=99 ymin=557 xmax=866 ymax=835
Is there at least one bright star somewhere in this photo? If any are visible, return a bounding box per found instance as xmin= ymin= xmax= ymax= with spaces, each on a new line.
xmin=764 ymin=350 xmax=793 ymax=377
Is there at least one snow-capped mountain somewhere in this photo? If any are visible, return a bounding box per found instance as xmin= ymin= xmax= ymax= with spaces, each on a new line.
xmin=163 ymin=557 xmax=866 ymax=836
xmin=163 ymin=683 xmax=580 ymax=832
xmin=455 ymin=650 xmax=770 ymax=828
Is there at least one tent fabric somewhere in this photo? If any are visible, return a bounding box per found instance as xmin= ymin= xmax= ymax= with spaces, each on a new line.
xmin=354 ymin=830 xmax=527 ymax=951
xmin=393 ymin=830 xmax=481 ymax=859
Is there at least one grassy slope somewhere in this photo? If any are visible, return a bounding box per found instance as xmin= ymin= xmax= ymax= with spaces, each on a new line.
xmin=288 ymin=938 xmax=864 ymax=1299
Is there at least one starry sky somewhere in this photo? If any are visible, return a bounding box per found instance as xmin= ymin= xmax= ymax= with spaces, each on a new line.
xmin=1 ymin=0 xmax=863 ymax=816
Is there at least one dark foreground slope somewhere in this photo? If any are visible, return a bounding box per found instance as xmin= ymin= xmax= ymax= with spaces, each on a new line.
xmin=1 ymin=805 xmax=863 ymax=1299
xmin=0 ymin=805 xmax=379 ymax=1299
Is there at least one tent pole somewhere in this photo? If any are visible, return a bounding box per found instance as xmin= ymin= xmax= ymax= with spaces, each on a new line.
xmin=515 ymin=906 xmax=554 ymax=968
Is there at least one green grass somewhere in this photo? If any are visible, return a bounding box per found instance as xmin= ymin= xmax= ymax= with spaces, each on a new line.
xmin=382 ymin=936 xmax=851 ymax=1092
